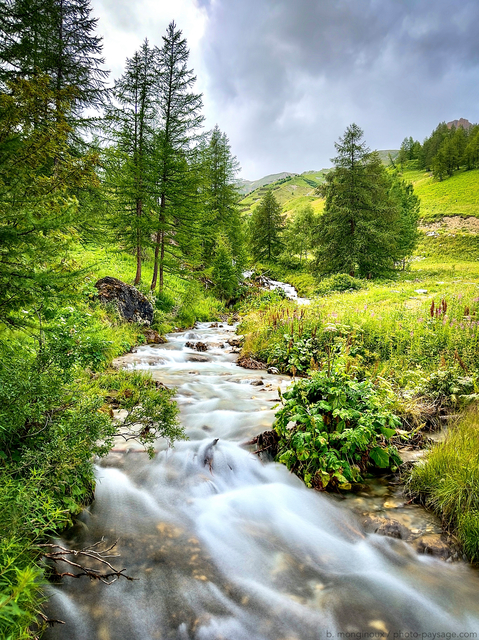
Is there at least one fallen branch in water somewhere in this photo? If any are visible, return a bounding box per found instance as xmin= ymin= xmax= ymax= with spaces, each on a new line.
xmin=38 ymin=538 xmax=136 ymax=585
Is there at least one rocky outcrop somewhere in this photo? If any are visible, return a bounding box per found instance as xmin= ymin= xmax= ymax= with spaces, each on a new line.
xmin=446 ymin=118 xmax=472 ymax=130
xmin=95 ymin=277 xmax=154 ymax=325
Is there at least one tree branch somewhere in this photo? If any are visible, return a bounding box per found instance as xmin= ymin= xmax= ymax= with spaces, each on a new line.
xmin=38 ymin=538 xmax=136 ymax=585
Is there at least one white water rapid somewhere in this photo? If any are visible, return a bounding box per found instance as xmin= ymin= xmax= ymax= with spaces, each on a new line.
xmin=46 ymin=322 xmax=479 ymax=640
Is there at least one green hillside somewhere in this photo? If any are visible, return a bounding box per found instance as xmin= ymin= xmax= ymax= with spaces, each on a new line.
xmin=401 ymin=166 xmax=479 ymax=221
xmin=236 ymin=171 xmax=297 ymax=195
xmin=240 ymin=152 xmax=399 ymax=219
xmin=239 ymin=170 xmax=328 ymax=218
xmin=240 ymin=161 xmax=479 ymax=224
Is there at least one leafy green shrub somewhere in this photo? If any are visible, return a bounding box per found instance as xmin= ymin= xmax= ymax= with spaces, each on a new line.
xmin=236 ymin=288 xmax=287 ymax=313
xmin=315 ymin=273 xmax=365 ymax=295
xmin=274 ymin=371 xmax=401 ymax=490
xmin=420 ymin=368 xmax=476 ymax=406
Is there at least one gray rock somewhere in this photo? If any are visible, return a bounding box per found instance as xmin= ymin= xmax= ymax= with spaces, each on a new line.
xmin=267 ymin=366 xmax=280 ymax=375
xmin=95 ymin=277 xmax=153 ymax=325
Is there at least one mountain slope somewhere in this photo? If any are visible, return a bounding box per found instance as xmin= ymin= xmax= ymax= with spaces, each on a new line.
xmin=239 ymin=170 xmax=328 ymax=217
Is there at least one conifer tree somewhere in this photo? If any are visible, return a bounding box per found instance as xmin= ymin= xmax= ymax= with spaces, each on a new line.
xmin=314 ymin=123 xmax=403 ymax=278
xmin=283 ymin=204 xmax=317 ymax=264
xmin=0 ymin=0 xmax=109 ymax=127
xmin=0 ymin=75 xmax=99 ymax=326
xmin=212 ymin=235 xmax=239 ymax=301
xmin=201 ymin=125 xmax=243 ymax=262
xmin=151 ymin=21 xmax=204 ymax=292
xmin=104 ymin=40 xmax=156 ymax=284
xmin=249 ymin=190 xmax=284 ymax=262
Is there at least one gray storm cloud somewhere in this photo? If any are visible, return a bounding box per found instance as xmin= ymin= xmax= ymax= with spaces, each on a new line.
xmin=197 ymin=0 xmax=479 ymax=177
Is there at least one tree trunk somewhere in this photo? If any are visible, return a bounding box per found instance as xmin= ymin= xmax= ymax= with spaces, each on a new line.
xmin=151 ymin=195 xmax=166 ymax=292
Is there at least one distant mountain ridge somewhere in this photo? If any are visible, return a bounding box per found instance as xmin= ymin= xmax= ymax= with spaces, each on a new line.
xmin=237 ymin=150 xmax=399 ymax=196
xmin=236 ymin=172 xmax=297 ymax=195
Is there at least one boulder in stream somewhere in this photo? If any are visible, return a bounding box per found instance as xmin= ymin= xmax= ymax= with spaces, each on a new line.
xmin=144 ymin=329 xmax=167 ymax=344
xmin=185 ymin=341 xmax=208 ymax=352
xmin=362 ymin=516 xmax=412 ymax=540
xmin=237 ymin=355 xmax=266 ymax=370
xmin=95 ymin=277 xmax=154 ymax=325
xmin=414 ymin=534 xmax=455 ymax=560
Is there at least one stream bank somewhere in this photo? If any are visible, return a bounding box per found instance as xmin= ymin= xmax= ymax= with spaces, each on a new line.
xmin=44 ymin=321 xmax=479 ymax=640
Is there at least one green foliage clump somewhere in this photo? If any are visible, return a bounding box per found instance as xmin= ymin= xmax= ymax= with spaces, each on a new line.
xmin=235 ymin=287 xmax=287 ymax=313
xmin=408 ymin=408 xmax=479 ymax=561
xmin=314 ymin=123 xmax=419 ymax=278
xmin=274 ymin=371 xmax=401 ymax=490
xmin=420 ymin=368 xmax=476 ymax=407
xmin=315 ymin=273 xmax=365 ymax=295
xmin=212 ymin=236 xmax=239 ymax=301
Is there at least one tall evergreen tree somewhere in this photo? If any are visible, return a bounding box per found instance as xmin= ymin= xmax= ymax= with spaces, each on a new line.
xmin=201 ymin=125 xmax=245 ymax=269
xmin=390 ymin=177 xmax=420 ymax=269
xmin=212 ymin=235 xmax=239 ymax=301
xmin=249 ymin=189 xmax=284 ymax=261
xmin=0 ymin=0 xmax=109 ymax=126
xmin=283 ymin=203 xmax=317 ymax=264
xmin=104 ymin=40 xmax=156 ymax=284
xmin=0 ymin=75 xmax=99 ymax=326
xmin=151 ymin=21 xmax=204 ymax=292
xmin=314 ymin=123 xmax=405 ymax=278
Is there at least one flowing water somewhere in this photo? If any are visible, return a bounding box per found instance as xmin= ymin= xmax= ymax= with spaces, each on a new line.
xmin=46 ymin=323 xmax=479 ymax=640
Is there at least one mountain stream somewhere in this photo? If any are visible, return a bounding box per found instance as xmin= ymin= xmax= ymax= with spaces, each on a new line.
xmin=46 ymin=322 xmax=479 ymax=640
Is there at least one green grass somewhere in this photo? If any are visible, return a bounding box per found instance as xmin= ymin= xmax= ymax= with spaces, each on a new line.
xmin=408 ymin=408 xmax=479 ymax=562
xmin=240 ymin=243 xmax=479 ymax=384
xmin=70 ymin=243 xmax=225 ymax=331
xmin=400 ymin=166 xmax=479 ymax=221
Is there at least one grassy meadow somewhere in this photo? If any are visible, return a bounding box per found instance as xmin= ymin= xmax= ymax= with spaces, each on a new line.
xmin=402 ymin=166 xmax=479 ymax=221
xmin=238 ymin=228 xmax=479 ymax=558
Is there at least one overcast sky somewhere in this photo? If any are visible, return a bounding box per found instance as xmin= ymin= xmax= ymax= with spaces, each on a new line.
xmin=91 ymin=0 xmax=479 ymax=180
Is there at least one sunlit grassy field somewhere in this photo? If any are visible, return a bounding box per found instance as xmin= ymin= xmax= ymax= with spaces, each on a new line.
xmin=402 ymin=167 xmax=479 ymax=221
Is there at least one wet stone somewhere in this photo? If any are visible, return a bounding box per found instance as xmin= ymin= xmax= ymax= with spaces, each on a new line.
xmin=362 ymin=516 xmax=412 ymax=540
xmin=415 ymin=534 xmax=454 ymax=560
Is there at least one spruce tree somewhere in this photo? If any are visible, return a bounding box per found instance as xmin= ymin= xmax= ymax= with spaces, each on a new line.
xmin=314 ymin=123 xmax=404 ymax=278
xmin=104 ymin=40 xmax=157 ymax=284
xmin=248 ymin=189 xmax=284 ymax=262
xmin=150 ymin=21 xmax=204 ymax=292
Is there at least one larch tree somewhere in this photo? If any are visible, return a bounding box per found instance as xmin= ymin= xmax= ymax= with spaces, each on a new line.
xmin=104 ymin=40 xmax=157 ymax=285
xmin=151 ymin=21 xmax=204 ymax=292
xmin=314 ymin=123 xmax=406 ymax=278
xmin=283 ymin=203 xmax=317 ymax=265
xmin=201 ymin=125 xmax=244 ymax=266
xmin=248 ymin=189 xmax=285 ymax=262
xmin=0 ymin=0 xmax=109 ymax=129
xmin=0 ymin=75 xmax=99 ymax=327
